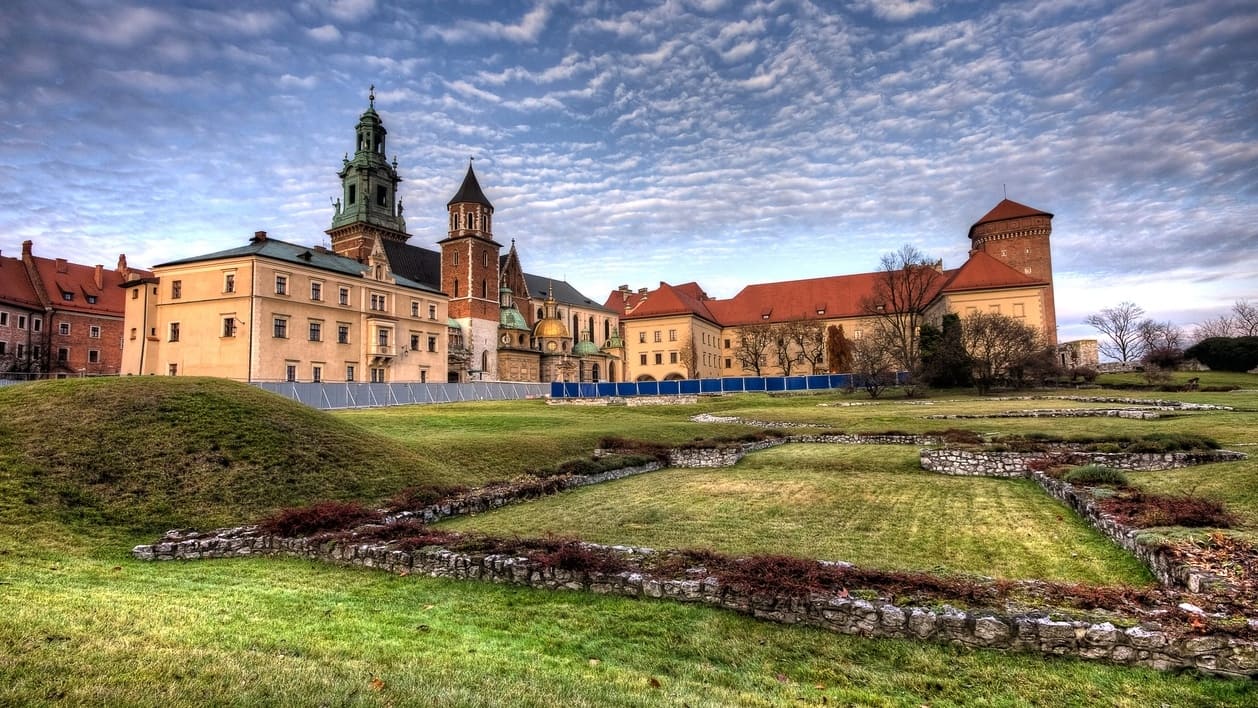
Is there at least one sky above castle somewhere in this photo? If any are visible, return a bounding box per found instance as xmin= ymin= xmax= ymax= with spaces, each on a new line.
xmin=1 ymin=0 xmax=1254 ymax=342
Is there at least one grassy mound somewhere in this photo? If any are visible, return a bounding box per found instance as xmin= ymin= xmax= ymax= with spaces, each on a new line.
xmin=0 ymin=377 xmax=454 ymax=532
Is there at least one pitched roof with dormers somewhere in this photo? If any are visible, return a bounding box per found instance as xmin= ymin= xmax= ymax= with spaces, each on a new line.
xmin=968 ymin=199 xmax=1053 ymax=238
xmin=0 ymin=254 xmax=41 ymax=309
xmin=938 ymin=250 xmax=1047 ymax=293
xmin=606 ymin=281 xmax=721 ymax=324
xmin=24 ymin=252 xmax=148 ymax=316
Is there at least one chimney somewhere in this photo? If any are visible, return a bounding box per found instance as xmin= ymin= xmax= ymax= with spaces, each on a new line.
xmin=252 ymin=230 xmax=267 ymax=242
xmin=94 ymin=264 xmax=104 ymax=290
xmin=56 ymin=258 xmax=68 ymax=273
xmin=618 ymin=284 xmax=629 ymax=292
xmin=21 ymin=240 xmax=33 ymax=259
xmin=637 ymin=288 xmax=648 ymax=295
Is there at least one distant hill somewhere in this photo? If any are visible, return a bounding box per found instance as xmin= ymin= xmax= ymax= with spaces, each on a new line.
xmin=0 ymin=377 xmax=448 ymax=532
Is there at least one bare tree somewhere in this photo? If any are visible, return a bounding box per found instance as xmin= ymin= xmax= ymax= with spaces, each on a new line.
xmin=733 ymin=323 xmax=775 ymax=376
xmin=1234 ymin=299 xmax=1258 ymax=337
xmin=785 ymin=319 xmax=826 ymax=374
xmin=860 ymin=244 xmax=941 ymax=375
xmin=1085 ymin=301 xmax=1147 ymax=362
xmin=677 ymin=336 xmax=698 ymax=379
xmin=962 ymin=311 xmax=1042 ymax=393
xmin=826 ymin=324 xmax=854 ymax=374
xmin=1137 ymin=319 xmax=1184 ymax=352
xmin=767 ymin=324 xmax=801 ymax=376
xmin=1193 ymin=315 xmax=1237 ymax=342
xmin=851 ymin=333 xmax=896 ymax=398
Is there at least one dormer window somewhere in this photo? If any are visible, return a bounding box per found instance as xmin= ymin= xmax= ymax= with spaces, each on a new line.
xmin=62 ymin=292 xmax=73 ymax=301
xmin=86 ymin=295 xmax=97 ymax=304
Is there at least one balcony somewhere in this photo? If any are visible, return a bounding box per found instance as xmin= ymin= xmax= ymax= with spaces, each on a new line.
xmin=370 ymin=344 xmax=396 ymax=366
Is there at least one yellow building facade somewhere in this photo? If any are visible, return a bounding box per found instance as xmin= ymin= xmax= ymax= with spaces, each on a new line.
xmin=122 ymin=233 xmax=448 ymax=383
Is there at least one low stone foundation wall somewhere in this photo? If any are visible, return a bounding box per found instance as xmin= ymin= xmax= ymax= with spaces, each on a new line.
xmin=132 ymin=529 xmax=1258 ymax=678
xmin=927 ymin=409 xmax=1164 ymax=420
xmin=920 ymin=449 xmax=1247 ymax=476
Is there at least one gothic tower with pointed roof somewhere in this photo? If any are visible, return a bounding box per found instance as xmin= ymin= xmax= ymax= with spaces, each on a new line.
xmin=440 ymin=162 xmax=503 ymax=378
xmin=968 ymin=198 xmax=1057 ymax=344
xmin=327 ymin=87 xmax=409 ymax=263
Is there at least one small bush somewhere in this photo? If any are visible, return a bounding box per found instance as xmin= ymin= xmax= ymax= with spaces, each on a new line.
xmin=530 ymin=541 xmax=630 ymax=574
xmin=1063 ymin=465 xmax=1129 ymax=487
xmin=1070 ymin=366 xmax=1099 ymax=383
xmin=1101 ymin=492 xmax=1236 ymax=529
xmin=386 ymin=484 xmax=468 ymax=511
xmin=259 ymin=500 xmax=382 ymax=537
xmin=941 ymin=428 xmax=983 ymax=445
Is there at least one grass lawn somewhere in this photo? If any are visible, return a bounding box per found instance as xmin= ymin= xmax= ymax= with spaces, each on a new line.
xmin=442 ymin=444 xmax=1153 ymax=584
xmin=1123 ymin=457 xmax=1258 ymax=530
xmin=0 ymin=530 xmax=1250 ymax=708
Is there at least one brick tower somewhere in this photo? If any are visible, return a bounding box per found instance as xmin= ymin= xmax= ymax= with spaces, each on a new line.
xmin=968 ymin=199 xmax=1057 ymax=344
xmin=440 ymin=162 xmax=502 ymax=378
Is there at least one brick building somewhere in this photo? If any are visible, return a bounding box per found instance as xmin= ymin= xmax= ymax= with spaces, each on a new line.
xmin=0 ymin=240 xmax=142 ymax=377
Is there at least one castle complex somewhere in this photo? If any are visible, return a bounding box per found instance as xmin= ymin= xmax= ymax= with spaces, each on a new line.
xmin=108 ymin=92 xmax=1058 ymax=385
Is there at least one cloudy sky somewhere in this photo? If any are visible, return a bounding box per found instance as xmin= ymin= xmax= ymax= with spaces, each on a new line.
xmin=1 ymin=0 xmax=1254 ymax=342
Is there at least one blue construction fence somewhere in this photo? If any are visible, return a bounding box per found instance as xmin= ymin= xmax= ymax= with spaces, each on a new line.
xmin=550 ymin=372 xmax=908 ymax=399
xmin=255 ymin=381 xmax=550 ymax=410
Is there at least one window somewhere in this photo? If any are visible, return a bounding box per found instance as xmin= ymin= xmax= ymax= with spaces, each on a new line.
xmin=32 ymin=318 xmax=40 ymax=332
xmin=168 ymin=363 xmax=177 ymax=376
xmin=428 ymin=303 xmax=437 ymax=320
xmin=348 ymin=184 xmax=356 ymax=205
xmin=668 ymin=329 xmax=677 ymax=342
xmin=88 ymin=350 xmax=100 ymax=364
xmin=57 ymin=348 xmax=68 ymax=363
xmin=222 ymin=317 xmax=236 ymax=338
xmin=89 ymin=325 xmax=100 ymax=338
xmin=670 ymin=352 xmax=678 ymax=364
xmin=224 ymin=273 xmax=236 ymax=293
xmin=129 ymin=327 xmax=137 ymax=340
xmin=308 ymin=321 xmax=322 ymax=342
xmin=377 ymin=328 xmax=389 ymax=347
xmin=346 ymin=364 xmax=355 ymax=382
xmin=420 ymin=370 xmax=428 ymax=383
xmin=285 ymin=364 xmax=297 ymax=382
xmin=453 ymin=280 xmax=459 ymax=297
xmin=376 ymin=184 xmax=387 ymax=206
xmin=854 ymin=329 xmax=862 ymax=340
xmin=411 ymin=301 xmax=419 ymax=317
xmin=171 ymin=280 xmax=182 ymax=299
xmin=86 ymin=295 xmax=97 ymax=304
xmin=0 ymin=342 xmax=5 ymax=355
xmin=653 ymin=331 xmax=661 ymax=343
xmin=63 ymin=292 xmax=74 ymax=301
xmin=427 ymin=335 xmax=437 ymax=352
xmin=339 ymin=287 xmax=350 ymax=305
xmin=410 ymin=334 xmax=420 ymax=351
xmin=370 ymin=293 xmax=386 ymax=311
xmin=482 ymin=250 xmax=488 ymax=267
xmin=639 ymin=353 xmax=647 ymax=365
xmin=312 ymin=365 xmax=323 ymax=383
xmin=17 ymin=315 xmax=26 ymax=330
xmin=638 ymin=332 xmax=646 ymax=343
xmin=370 ymin=367 xmax=385 ymax=383
xmin=131 ymin=288 xmax=139 ymax=300
xmin=59 ymin=322 xmax=70 ymax=336
xmin=0 ymin=313 xmax=6 ymax=326
xmin=311 ymin=282 xmax=323 ymax=301
xmin=989 ymin=304 xmax=1001 ymax=314
xmin=1013 ymin=303 xmax=1025 ymax=318
xmin=273 ymin=318 xmax=288 ymax=339
xmin=654 ymin=353 xmax=663 ymax=365
xmin=275 ymin=275 xmax=288 ymax=295
xmin=169 ymin=322 xmax=180 ymax=342
xmin=337 ymin=324 xmax=350 ymax=344
xmin=16 ymin=344 xmax=23 ymax=358
xmin=725 ymin=358 xmax=732 ymax=369
xmin=965 ymin=306 xmax=978 ymax=315
xmin=453 ymin=252 xmax=459 ymax=266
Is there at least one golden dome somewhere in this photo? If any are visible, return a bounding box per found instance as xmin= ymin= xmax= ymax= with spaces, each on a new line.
xmin=533 ymin=318 xmax=570 ymax=340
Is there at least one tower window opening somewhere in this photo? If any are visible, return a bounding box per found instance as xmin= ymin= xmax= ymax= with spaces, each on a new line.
xmin=348 ymin=185 xmax=356 ymax=205
xmin=376 ymin=185 xmax=387 ymax=206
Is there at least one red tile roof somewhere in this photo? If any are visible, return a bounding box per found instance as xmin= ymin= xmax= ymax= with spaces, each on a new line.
xmin=613 ymin=252 xmax=1048 ymax=327
xmin=25 ymin=254 xmax=147 ymax=316
xmin=0 ymin=255 xmax=41 ymax=308
xmin=940 ymin=251 xmax=1046 ymax=292
xmin=968 ymin=199 xmax=1053 ymax=239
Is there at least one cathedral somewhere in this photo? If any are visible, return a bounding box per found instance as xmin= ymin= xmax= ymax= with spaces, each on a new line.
xmin=121 ymin=90 xmax=622 ymax=384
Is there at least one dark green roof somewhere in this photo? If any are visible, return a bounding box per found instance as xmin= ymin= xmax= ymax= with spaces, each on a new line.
xmin=157 ymin=236 xmax=442 ymax=295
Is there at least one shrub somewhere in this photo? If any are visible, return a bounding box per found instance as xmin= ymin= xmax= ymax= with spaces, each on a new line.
xmin=259 ymin=500 xmax=382 ymax=537
xmin=940 ymin=428 xmax=983 ymax=445
xmin=1070 ymin=366 xmax=1099 ymax=383
xmin=530 ymin=541 xmax=630 ymax=574
xmin=386 ymin=484 xmax=468 ymax=511
xmin=1184 ymin=336 xmax=1258 ymax=372
xmin=1101 ymin=492 xmax=1236 ymax=529
xmin=1063 ymin=465 xmax=1129 ymax=487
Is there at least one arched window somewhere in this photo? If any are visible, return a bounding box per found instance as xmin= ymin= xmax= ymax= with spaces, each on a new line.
xmin=572 ymin=315 xmax=579 ymax=344
xmin=481 ymin=280 xmax=487 ymax=298
xmin=604 ymin=320 xmax=610 ymax=342
xmin=588 ymin=316 xmax=595 ymax=340
xmin=453 ymin=279 xmax=459 ymax=297
xmin=481 ymin=350 xmax=489 ymax=372
xmin=591 ymin=363 xmax=600 ymax=382
xmin=537 ymin=308 xmax=544 ymax=321
xmin=482 ymin=250 xmax=488 ymax=267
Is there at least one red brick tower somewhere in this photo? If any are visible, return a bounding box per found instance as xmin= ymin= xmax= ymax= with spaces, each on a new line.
xmin=968 ymin=199 xmax=1057 ymax=344
xmin=440 ymin=162 xmax=502 ymax=377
